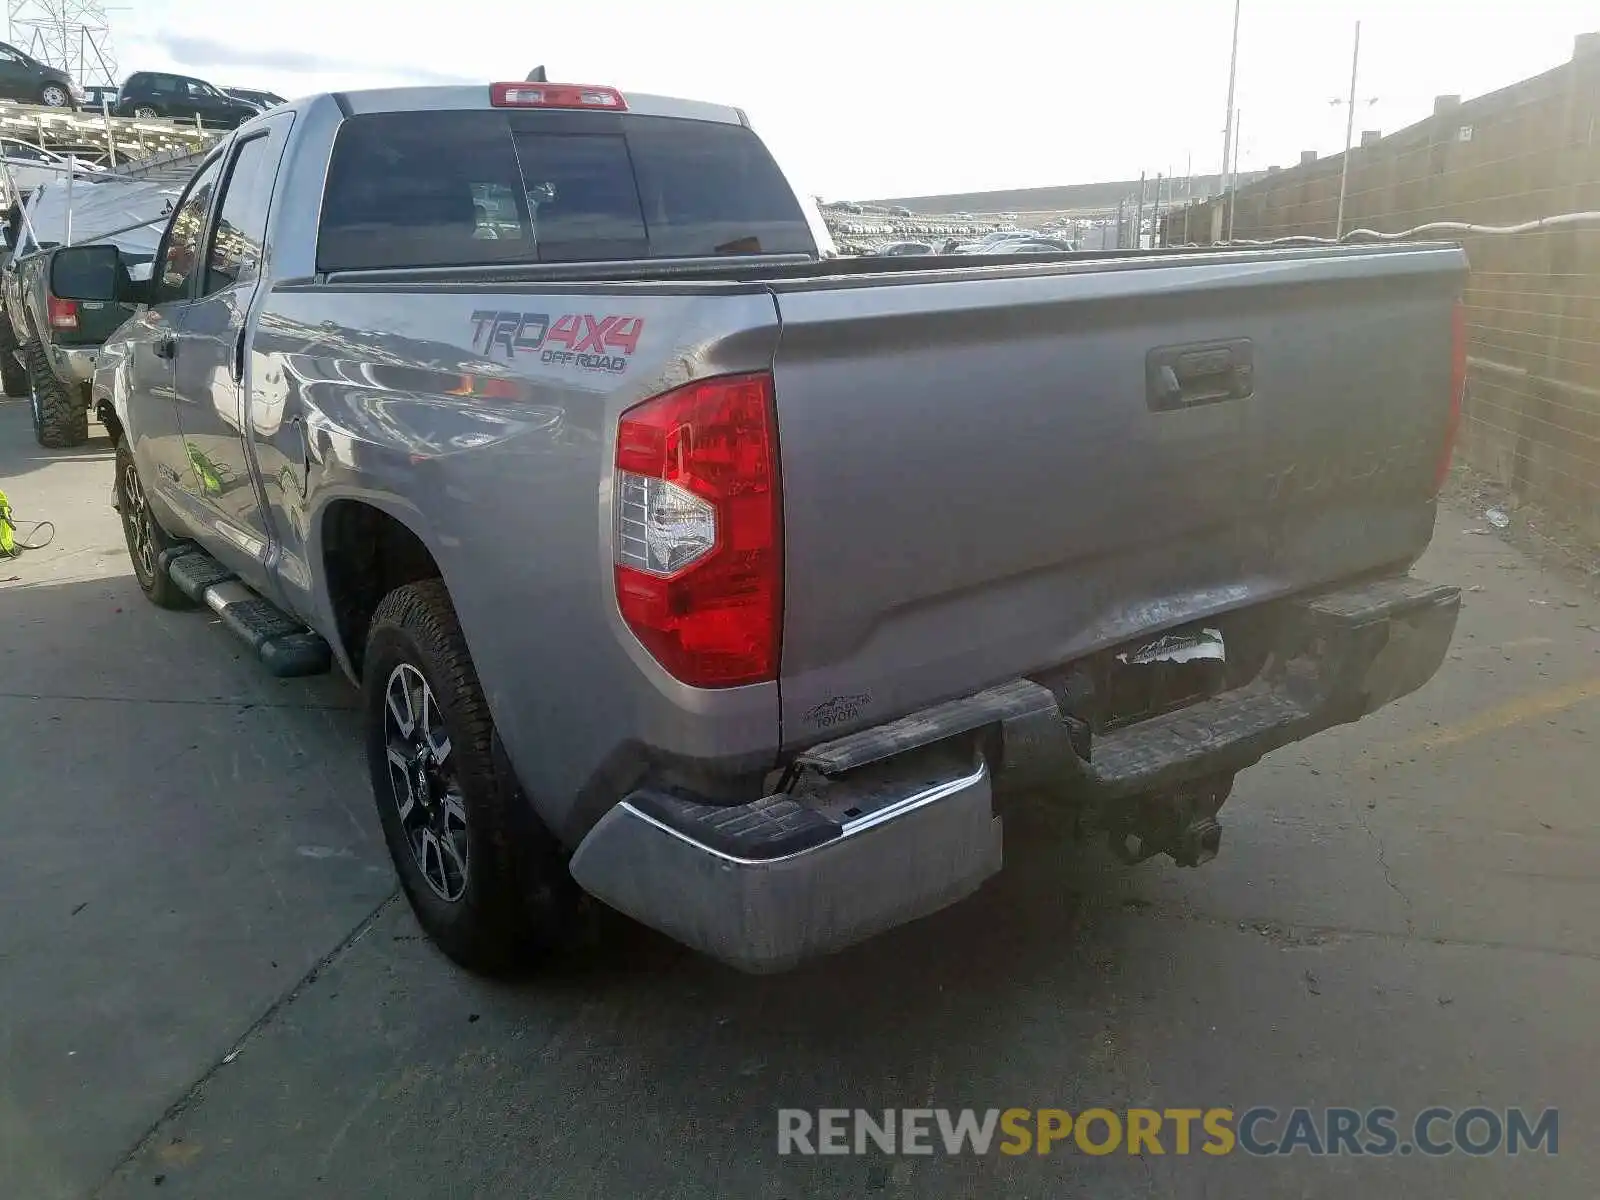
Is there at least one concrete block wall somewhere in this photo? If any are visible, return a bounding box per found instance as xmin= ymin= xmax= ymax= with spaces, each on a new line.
xmin=1164 ymin=35 xmax=1600 ymax=540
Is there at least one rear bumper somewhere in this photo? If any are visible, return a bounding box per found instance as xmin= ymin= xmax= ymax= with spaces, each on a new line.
xmin=46 ymin=344 xmax=95 ymax=386
xmin=569 ymin=574 xmax=1459 ymax=973
xmin=569 ymin=749 xmax=1001 ymax=974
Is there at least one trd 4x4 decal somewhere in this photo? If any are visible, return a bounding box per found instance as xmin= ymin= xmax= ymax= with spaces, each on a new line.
xmin=471 ymin=310 xmax=644 ymax=374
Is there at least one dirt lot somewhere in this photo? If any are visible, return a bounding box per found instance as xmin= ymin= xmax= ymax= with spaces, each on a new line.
xmin=3 ymin=400 xmax=1598 ymax=1199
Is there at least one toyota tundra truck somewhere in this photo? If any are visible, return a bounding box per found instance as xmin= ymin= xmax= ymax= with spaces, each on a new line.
xmin=48 ymin=81 xmax=1467 ymax=975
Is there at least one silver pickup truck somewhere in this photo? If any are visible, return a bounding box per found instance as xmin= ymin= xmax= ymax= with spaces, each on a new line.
xmin=49 ymin=82 xmax=1467 ymax=975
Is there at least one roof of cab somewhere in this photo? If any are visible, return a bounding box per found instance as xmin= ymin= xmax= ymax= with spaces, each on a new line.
xmin=327 ymin=84 xmax=746 ymax=127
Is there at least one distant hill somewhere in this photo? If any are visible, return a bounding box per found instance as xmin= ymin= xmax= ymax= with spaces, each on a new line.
xmin=863 ymin=172 xmax=1268 ymax=215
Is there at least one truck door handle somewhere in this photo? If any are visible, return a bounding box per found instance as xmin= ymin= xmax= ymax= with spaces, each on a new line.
xmin=291 ymin=416 xmax=312 ymax=497
xmin=153 ymin=333 xmax=176 ymax=360
xmin=1146 ymin=339 xmax=1253 ymax=411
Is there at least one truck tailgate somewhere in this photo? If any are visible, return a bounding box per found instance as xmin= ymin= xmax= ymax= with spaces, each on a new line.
xmin=771 ymin=245 xmax=1467 ymax=746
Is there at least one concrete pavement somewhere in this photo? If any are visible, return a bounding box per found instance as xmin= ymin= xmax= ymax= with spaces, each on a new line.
xmin=3 ymin=397 xmax=1598 ymax=1198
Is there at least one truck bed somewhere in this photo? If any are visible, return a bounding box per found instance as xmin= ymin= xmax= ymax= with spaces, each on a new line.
xmin=319 ymin=239 xmax=1449 ymax=287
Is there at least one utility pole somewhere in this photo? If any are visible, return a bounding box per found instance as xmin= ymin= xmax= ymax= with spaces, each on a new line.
xmin=1220 ymin=0 xmax=1241 ymax=200
xmin=1182 ymin=153 xmax=1193 ymax=244
xmin=1152 ymin=173 xmax=1164 ymax=246
xmin=1226 ymin=109 xmax=1241 ymax=241
xmin=1133 ymin=171 xmax=1146 ymax=248
xmin=1334 ymin=19 xmax=1361 ymax=239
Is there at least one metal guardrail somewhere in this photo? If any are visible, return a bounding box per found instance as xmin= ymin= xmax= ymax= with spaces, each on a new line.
xmin=0 ymin=98 xmax=219 ymax=169
xmin=105 ymin=143 xmax=212 ymax=184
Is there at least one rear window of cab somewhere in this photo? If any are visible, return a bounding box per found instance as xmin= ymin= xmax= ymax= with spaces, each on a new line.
xmin=316 ymin=109 xmax=814 ymax=272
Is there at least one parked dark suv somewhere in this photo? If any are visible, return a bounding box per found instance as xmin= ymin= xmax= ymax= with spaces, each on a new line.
xmin=224 ymin=86 xmax=286 ymax=109
xmin=114 ymin=71 xmax=259 ymax=127
xmin=0 ymin=41 xmax=80 ymax=108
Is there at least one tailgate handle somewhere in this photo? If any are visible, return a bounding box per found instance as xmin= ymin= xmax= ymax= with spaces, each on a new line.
xmin=1146 ymin=339 xmax=1253 ymax=411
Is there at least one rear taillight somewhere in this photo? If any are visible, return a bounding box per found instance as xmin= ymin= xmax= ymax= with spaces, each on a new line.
xmin=613 ymin=372 xmax=781 ymax=688
xmin=47 ymin=296 xmax=78 ymax=330
xmin=1436 ymin=299 xmax=1467 ymax=493
xmin=490 ymin=82 xmax=627 ymax=111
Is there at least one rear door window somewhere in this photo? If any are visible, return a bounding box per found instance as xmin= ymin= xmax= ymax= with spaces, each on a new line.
xmin=317 ymin=109 xmax=812 ymax=272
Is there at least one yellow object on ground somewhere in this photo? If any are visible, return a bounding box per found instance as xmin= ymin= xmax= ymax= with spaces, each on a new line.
xmin=0 ymin=486 xmax=15 ymax=556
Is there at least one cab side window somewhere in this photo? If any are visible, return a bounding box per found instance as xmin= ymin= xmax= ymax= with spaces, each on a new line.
xmin=205 ymin=135 xmax=275 ymax=293
xmin=154 ymin=156 xmax=222 ymax=305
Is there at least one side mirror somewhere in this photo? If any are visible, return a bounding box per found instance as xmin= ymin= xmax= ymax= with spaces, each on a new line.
xmin=50 ymin=243 xmax=133 ymax=303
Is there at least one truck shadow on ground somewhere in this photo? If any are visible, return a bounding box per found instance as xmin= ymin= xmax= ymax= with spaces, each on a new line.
xmin=1 ymin=569 xmax=1193 ymax=1197
xmin=327 ymin=806 xmax=1170 ymax=1194
xmin=0 ymin=401 xmax=117 ymax=484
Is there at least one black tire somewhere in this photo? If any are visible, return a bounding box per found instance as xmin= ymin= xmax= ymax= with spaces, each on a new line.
xmin=1 ymin=351 xmax=24 ymax=398
xmin=364 ymin=580 xmax=583 ymax=973
xmin=0 ymin=320 xmax=25 ymax=397
xmin=132 ymin=105 xmax=159 ymax=118
xmin=113 ymin=439 xmax=193 ymax=609
xmin=24 ymin=339 xmax=87 ymax=448
xmin=38 ymin=83 xmax=71 ymax=108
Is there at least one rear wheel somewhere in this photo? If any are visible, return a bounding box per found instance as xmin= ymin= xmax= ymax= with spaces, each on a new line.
xmin=364 ymin=580 xmax=584 ymax=974
xmin=38 ymin=83 xmax=70 ymax=108
xmin=132 ymin=104 xmax=158 ymax=118
xmin=113 ymin=439 xmax=192 ymax=609
xmin=24 ymin=339 xmax=87 ymax=448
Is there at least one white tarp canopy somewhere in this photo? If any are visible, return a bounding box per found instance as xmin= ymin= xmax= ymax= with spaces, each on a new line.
xmin=20 ymin=175 xmax=184 ymax=257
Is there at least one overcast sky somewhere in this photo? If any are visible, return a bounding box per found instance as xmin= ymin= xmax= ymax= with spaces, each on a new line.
xmin=88 ymin=0 xmax=1599 ymax=199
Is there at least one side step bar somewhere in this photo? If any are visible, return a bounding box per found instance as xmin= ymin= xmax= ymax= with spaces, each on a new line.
xmin=157 ymin=546 xmax=332 ymax=677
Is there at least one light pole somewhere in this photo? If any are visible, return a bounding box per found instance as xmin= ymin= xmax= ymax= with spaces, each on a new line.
xmin=1220 ymin=0 xmax=1241 ymax=201
xmin=1334 ymin=20 xmax=1361 ymax=238
xmin=1133 ymin=171 xmax=1146 ymax=248
xmin=1226 ymin=109 xmax=1241 ymax=241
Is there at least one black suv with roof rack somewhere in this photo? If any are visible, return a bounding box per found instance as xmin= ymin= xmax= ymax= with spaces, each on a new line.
xmin=114 ymin=71 xmax=259 ymax=127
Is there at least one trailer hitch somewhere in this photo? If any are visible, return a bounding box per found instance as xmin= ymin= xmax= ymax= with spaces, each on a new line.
xmin=1105 ymin=772 xmax=1233 ymax=867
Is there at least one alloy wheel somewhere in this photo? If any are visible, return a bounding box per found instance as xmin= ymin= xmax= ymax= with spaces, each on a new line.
xmin=383 ymin=663 xmax=469 ymax=902
xmin=118 ymin=458 xmax=156 ymax=585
